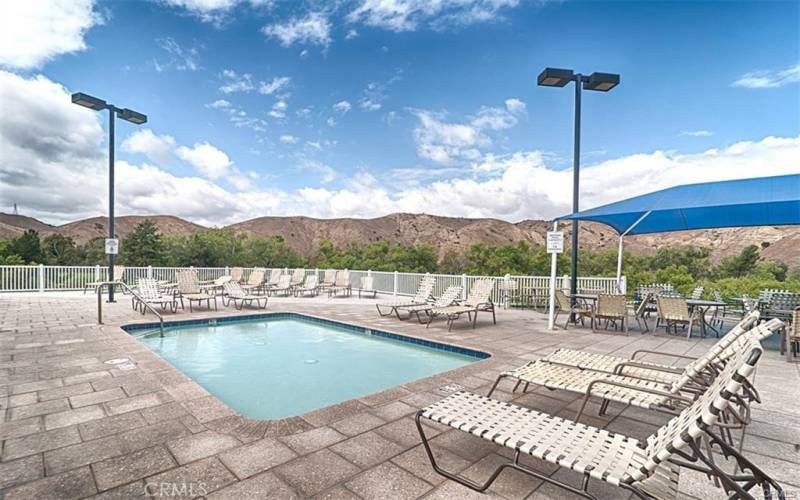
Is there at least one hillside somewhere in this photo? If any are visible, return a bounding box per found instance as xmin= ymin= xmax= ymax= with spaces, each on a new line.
xmin=1 ymin=212 xmax=798 ymax=268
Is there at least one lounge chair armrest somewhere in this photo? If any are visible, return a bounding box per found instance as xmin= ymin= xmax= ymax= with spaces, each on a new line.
xmin=630 ymin=349 xmax=698 ymax=362
xmin=612 ymin=361 xmax=684 ymax=377
xmin=585 ymin=379 xmax=694 ymax=404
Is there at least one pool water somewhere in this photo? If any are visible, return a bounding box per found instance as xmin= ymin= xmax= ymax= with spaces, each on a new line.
xmin=137 ymin=316 xmax=481 ymax=419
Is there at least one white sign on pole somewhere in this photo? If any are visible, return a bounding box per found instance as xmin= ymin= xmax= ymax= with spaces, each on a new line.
xmin=104 ymin=238 xmax=119 ymax=255
xmin=546 ymin=231 xmax=564 ymax=254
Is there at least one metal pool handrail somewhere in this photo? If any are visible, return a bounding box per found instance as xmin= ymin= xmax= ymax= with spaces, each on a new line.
xmin=96 ymin=281 xmax=164 ymax=336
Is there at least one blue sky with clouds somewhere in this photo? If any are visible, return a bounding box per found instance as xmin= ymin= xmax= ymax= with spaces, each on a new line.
xmin=0 ymin=0 xmax=798 ymax=225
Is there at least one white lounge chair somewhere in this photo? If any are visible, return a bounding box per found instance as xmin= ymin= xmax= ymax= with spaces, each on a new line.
xmin=135 ymin=278 xmax=177 ymax=314
xmin=397 ymin=286 xmax=463 ymax=322
xmin=263 ymin=268 xmax=283 ymax=294
xmin=328 ymin=270 xmax=352 ymax=297
xmin=289 ymin=268 xmax=306 ymax=289
xmin=223 ymin=281 xmax=267 ymax=309
xmin=416 ymin=339 xmax=783 ymax=499
xmin=376 ymin=276 xmax=435 ymax=318
xmin=357 ymin=276 xmax=377 ymax=298
xmin=241 ymin=268 xmax=266 ymax=294
xmin=271 ymin=274 xmax=293 ymax=296
xmin=423 ymin=278 xmax=496 ymax=330
xmin=319 ymin=269 xmax=337 ymax=291
xmin=294 ymin=275 xmax=319 ymax=297
xmin=175 ymin=270 xmax=217 ymax=311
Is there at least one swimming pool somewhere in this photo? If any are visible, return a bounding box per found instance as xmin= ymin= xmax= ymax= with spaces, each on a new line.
xmin=129 ymin=314 xmax=487 ymax=420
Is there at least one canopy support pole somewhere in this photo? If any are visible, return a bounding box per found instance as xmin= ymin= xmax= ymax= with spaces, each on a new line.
xmin=548 ymin=221 xmax=559 ymax=331
xmin=616 ymin=210 xmax=652 ymax=293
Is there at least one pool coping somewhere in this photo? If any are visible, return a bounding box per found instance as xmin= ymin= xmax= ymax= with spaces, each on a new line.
xmin=117 ymin=309 xmax=494 ymax=437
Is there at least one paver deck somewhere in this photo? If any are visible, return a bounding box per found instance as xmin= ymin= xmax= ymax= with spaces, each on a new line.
xmin=1 ymin=292 xmax=798 ymax=499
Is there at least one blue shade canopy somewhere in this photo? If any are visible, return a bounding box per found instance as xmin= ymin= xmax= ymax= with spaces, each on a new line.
xmin=557 ymin=174 xmax=800 ymax=235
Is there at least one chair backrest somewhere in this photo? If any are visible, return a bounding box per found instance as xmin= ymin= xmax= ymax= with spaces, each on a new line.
xmin=633 ymin=338 xmax=763 ymax=482
xmin=466 ymin=279 xmax=494 ymax=306
xmin=554 ymin=289 xmax=572 ymax=310
xmin=214 ymin=275 xmax=232 ymax=286
xmin=223 ymin=281 xmax=245 ymax=298
xmin=176 ymin=270 xmax=200 ymax=294
xmin=669 ymin=311 xmax=771 ymax=392
xmin=323 ymin=269 xmax=337 ymax=283
xmin=435 ymin=286 xmax=463 ymax=307
xmin=303 ymin=274 xmax=318 ymax=288
xmin=690 ymin=286 xmax=704 ymax=300
xmin=137 ymin=278 xmax=161 ymax=300
xmin=113 ymin=266 xmax=125 ymax=281
xmin=656 ymin=296 xmax=689 ymax=321
xmin=635 ymin=292 xmax=653 ymax=317
xmin=712 ymin=290 xmax=723 ymax=302
xmin=290 ymin=268 xmax=305 ymax=285
xmin=360 ymin=276 xmax=374 ymax=290
xmin=230 ymin=267 xmax=244 ymax=282
xmin=266 ymin=268 xmax=281 ymax=285
xmin=334 ymin=270 xmax=350 ymax=287
xmin=247 ymin=268 xmax=265 ymax=286
xmin=412 ymin=276 xmax=436 ymax=303
xmin=277 ymin=274 xmax=291 ymax=288
xmin=596 ymin=294 xmax=626 ymax=317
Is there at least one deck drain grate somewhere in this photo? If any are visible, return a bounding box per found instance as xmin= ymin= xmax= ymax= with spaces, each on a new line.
xmin=104 ymin=358 xmax=131 ymax=365
xmin=438 ymin=383 xmax=464 ymax=395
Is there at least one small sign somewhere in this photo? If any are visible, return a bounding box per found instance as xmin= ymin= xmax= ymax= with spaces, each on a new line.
xmin=104 ymin=238 xmax=119 ymax=255
xmin=546 ymin=231 xmax=564 ymax=253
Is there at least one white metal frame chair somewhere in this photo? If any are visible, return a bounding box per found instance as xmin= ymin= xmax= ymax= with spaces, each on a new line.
xmin=357 ymin=276 xmax=377 ymax=298
xmin=222 ymin=281 xmax=267 ymax=309
xmin=422 ymin=278 xmax=496 ymax=331
xmin=376 ymin=276 xmax=435 ymax=318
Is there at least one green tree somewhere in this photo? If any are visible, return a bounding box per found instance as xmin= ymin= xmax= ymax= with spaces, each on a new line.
xmin=714 ymin=245 xmax=760 ymax=278
xmin=42 ymin=234 xmax=78 ymax=265
xmin=121 ymin=220 xmax=167 ymax=266
xmin=8 ymin=230 xmax=44 ymax=264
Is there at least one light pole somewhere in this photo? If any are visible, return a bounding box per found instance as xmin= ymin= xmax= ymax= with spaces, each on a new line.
xmin=71 ymin=92 xmax=147 ymax=302
xmin=537 ymin=68 xmax=619 ymax=319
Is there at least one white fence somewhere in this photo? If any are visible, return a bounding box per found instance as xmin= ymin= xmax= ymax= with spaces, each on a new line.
xmin=0 ymin=265 xmax=625 ymax=304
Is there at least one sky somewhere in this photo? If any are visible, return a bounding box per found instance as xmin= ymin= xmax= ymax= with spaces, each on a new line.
xmin=0 ymin=0 xmax=798 ymax=226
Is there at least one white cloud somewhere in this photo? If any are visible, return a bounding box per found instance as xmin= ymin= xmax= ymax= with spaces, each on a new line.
xmin=268 ymin=100 xmax=288 ymax=119
xmin=121 ymin=129 xmax=176 ymax=165
xmin=279 ymin=134 xmax=298 ymax=144
xmin=345 ymin=29 xmax=359 ymax=39
xmin=153 ymin=37 xmax=200 ymax=72
xmin=347 ymin=0 xmax=520 ymax=32
xmin=679 ymin=130 xmax=714 ymax=137
xmin=219 ymin=69 xmax=255 ymax=93
xmin=504 ymin=98 xmax=526 ymax=115
xmin=4 ymin=71 xmax=800 ymax=227
xmin=410 ymin=101 xmax=522 ymax=164
xmin=333 ymin=100 xmax=352 ymax=114
xmin=297 ymin=159 xmax=337 ymax=183
xmin=358 ymin=73 xmax=401 ymax=111
xmin=326 ymin=117 xmax=337 ymax=127
xmin=732 ymin=64 xmax=800 ymax=89
xmin=176 ymin=142 xmax=233 ymax=178
xmin=0 ymin=0 xmax=102 ymax=69
xmin=259 ymin=76 xmax=291 ymax=95
xmin=262 ymin=12 xmax=331 ymax=48
xmin=209 ymin=99 xmax=231 ymax=109
xmin=159 ymin=0 xmax=272 ymax=24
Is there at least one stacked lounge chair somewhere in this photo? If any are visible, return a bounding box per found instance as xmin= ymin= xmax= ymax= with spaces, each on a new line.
xmin=397 ymin=285 xmax=462 ymax=322
xmin=134 ymin=278 xmax=177 ymax=314
xmin=415 ymin=338 xmax=784 ymax=499
xmin=222 ymin=281 xmax=267 ymax=309
xmin=270 ymin=274 xmax=293 ymax=296
xmin=175 ymin=270 xmax=217 ymax=311
xmin=328 ymin=270 xmax=352 ymax=297
xmin=376 ymin=276 xmax=435 ymax=318
xmin=422 ymin=278 xmax=496 ymax=330
xmin=294 ymin=274 xmax=319 ymax=297
xmin=263 ymin=268 xmax=283 ymax=294
xmin=240 ymin=268 xmax=266 ymax=295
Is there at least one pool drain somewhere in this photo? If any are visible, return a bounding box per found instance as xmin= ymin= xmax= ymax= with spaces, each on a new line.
xmin=304 ymin=359 xmax=319 ymax=364
xmin=104 ymin=358 xmax=130 ymax=365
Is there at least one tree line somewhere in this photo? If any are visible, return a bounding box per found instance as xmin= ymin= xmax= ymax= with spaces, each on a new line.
xmin=2 ymin=219 xmax=798 ymax=297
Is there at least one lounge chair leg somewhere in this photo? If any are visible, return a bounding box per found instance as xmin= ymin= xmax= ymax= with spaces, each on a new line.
xmin=487 ymin=374 xmax=510 ymax=397
xmin=491 ymin=306 xmax=496 ymax=324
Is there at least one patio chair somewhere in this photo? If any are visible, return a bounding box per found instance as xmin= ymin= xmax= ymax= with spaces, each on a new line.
xmin=294 ymin=274 xmax=319 ymax=297
xmin=270 ymin=274 xmax=293 ymax=296
xmin=357 ymin=276 xmax=377 ymax=298
xmin=262 ymin=268 xmax=283 ymax=294
xmin=241 ymin=268 xmax=266 ymax=294
xmin=328 ymin=270 xmax=352 ymax=297
xmin=199 ymin=275 xmax=232 ymax=296
xmin=175 ymin=270 xmax=217 ymax=312
xmin=633 ymin=292 xmax=653 ymax=332
xmin=487 ymin=318 xmax=783 ymax=422
xmin=319 ymin=269 xmax=337 ymax=291
xmin=135 ymin=278 xmax=177 ymax=314
xmin=84 ymin=265 xmax=125 ymax=294
xmin=222 ymin=281 xmax=267 ymax=310
xmin=515 ymin=311 xmax=761 ymax=386
xmin=422 ymin=278 xmax=496 ymax=331
xmin=554 ymin=289 xmax=593 ymax=330
xmin=593 ymin=293 xmax=628 ymax=335
xmin=397 ymin=285 xmax=463 ymax=322
xmin=416 ymin=339 xmax=784 ymax=500
xmin=690 ymin=286 xmax=704 ymax=300
xmin=656 ymin=295 xmax=700 ymax=339
xmin=230 ymin=267 xmax=244 ymax=283
xmin=376 ymin=276 xmax=435 ymax=318
xmin=781 ymin=306 xmax=800 ymax=359
xmin=289 ymin=268 xmax=305 ymax=289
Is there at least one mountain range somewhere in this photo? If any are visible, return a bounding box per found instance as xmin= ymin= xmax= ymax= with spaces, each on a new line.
xmin=1 ymin=212 xmax=798 ymax=267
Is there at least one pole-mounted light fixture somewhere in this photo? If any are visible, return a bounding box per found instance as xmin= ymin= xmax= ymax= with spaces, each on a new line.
xmin=71 ymin=92 xmax=147 ymax=302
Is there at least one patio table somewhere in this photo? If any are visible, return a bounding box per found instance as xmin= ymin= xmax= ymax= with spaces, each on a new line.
xmin=686 ymin=299 xmax=727 ymax=337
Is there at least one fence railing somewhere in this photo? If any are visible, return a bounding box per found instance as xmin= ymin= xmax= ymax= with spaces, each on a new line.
xmin=0 ymin=265 xmax=625 ymax=304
